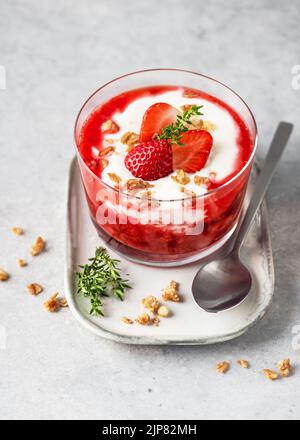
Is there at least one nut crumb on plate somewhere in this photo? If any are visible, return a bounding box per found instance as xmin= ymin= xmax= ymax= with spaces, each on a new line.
xmin=30 ymin=236 xmax=45 ymax=256
xmin=0 ymin=268 xmax=9 ymax=281
xmin=44 ymin=293 xmax=60 ymax=312
xmin=162 ymin=280 xmax=181 ymax=302
xmin=142 ymin=295 xmax=160 ymax=313
xmin=16 ymin=259 xmax=27 ymax=267
xmin=263 ymin=369 xmax=279 ymax=381
xmin=278 ymin=359 xmax=292 ymax=377
xmin=11 ymin=226 xmax=23 ymax=236
xmin=216 ymin=361 xmax=230 ymax=374
xmin=27 ymin=283 xmax=43 ymax=295
xmin=135 ymin=312 xmax=151 ymax=326
xmin=59 ymin=298 xmax=68 ymax=308
xmin=157 ymin=305 xmax=170 ymax=318
xmin=122 ymin=316 xmax=134 ymax=325
xmin=237 ymin=359 xmax=249 ymax=369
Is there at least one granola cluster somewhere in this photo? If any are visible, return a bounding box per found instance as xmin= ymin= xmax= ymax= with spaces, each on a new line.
xmin=30 ymin=236 xmax=45 ymax=256
xmin=121 ymin=131 xmax=139 ymax=152
xmin=162 ymin=280 xmax=181 ymax=302
xmin=125 ymin=179 xmax=154 ymax=192
xmin=171 ymin=169 xmax=190 ymax=185
xmin=101 ymin=119 xmax=119 ymax=134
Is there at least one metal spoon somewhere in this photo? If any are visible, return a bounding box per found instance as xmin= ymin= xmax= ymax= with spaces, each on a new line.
xmin=192 ymin=122 xmax=293 ymax=313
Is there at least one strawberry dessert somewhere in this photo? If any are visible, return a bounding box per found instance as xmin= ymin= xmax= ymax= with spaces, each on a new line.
xmin=75 ymin=71 xmax=256 ymax=265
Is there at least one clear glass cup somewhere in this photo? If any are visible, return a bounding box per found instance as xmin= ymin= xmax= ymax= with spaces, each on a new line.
xmin=74 ymin=69 xmax=257 ymax=266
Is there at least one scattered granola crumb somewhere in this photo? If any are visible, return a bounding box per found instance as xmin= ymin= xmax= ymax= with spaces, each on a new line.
xmin=140 ymin=190 xmax=153 ymax=199
xmin=0 ymin=268 xmax=9 ymax=281
xmin=237 ymin=359 xmax=249 ymax=369
xmin=162 ymin=280 xmax=181 ymax=302
xmin=142 ymin=295 xmax=160 ymax=313
xmin=216 ymin=361 xmax=230 ymax=374
xmin=99 ymin=158 xmax=109 ymax=169
xmin=152 ymin=316 xmax=160 ymax=326
xmin=194 ymin=175 xmax=210 ymax=186
xmin=59 ymin=298 xmax=68 ymax=308
xmin=263 ymin=369 xmax=279 ymax=381
xmin=171 ymin=169 xmax=190 ymax=185
xmin=157 ymin=305 xmax=170 ymax=318
xmin=108 ymin=173 xmax=122 ymax=185
xmin=11 ymin=226 xmax=24 ymax=236
xmin=16 ymin=259 xmax=27 ymax=267
xmin=30 ymin=236 xmax=45 ymax=256
xmin=135 ymin=312 xmax=151 ymax=326
xmin=122 ymin=316 xmax=134 ymax=325
xmin=278 ymin=359 xmax=292 ymax=377
xmin=180 ymin=187 xmax=196 ymax=198
xmin=99 ymin=146 xmax=115 ymax=156
xmin=44 ymin=292 xmax=60 ymax=312
xmin=121 ymin=131 xmax=139 ymax=151
xmin=101 ymin=119 xmax=119 ymax=134
xmin=27 ymin=283 xmax=43 ymax=295
xmin=126 ymin=179 xmax=154 ymax=191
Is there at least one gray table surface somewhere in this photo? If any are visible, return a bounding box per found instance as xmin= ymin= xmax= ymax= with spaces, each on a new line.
xmin=0 ymin=0 xmax=299 ymax=420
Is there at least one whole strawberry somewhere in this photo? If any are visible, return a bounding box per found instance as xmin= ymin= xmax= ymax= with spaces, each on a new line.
xmin=125 ymin=139 xmax=173 ymax=181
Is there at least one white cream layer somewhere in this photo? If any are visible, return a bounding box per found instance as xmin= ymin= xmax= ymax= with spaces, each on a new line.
xmin=94 ymin=89 xmax=240 ymax=200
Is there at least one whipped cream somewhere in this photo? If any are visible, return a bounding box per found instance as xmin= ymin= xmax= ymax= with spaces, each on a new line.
xmin=95 ymin=90 xmax=240 ymax=200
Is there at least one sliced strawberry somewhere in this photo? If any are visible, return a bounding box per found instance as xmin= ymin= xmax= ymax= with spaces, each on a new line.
xmin=125 ymin=139 xmax=173 ymax=181
xmin=139 ymin=103 xmax=179 ymax=142
xmin=172 ymin=130 xmax=213 ymax=173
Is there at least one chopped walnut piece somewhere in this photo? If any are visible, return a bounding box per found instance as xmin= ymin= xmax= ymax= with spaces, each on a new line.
xmin=108 ymin=173 xmax=122 ymax=185
xmin=27 ymin=283 xmax=43 ymax=295
xmin=237 ymin=359 xmax=249 ymax=369
xmin=126 ymin=179 xmax=154 ymax=191
xmin=11 ymin=226 xmax=23 ymax=236
xmin=263 ymin=369 xmax=279 ymax=381
xmin=157 ymin=305 xmax=170 ymax=318
xmin=44 ymin=293 xmax=60 ymax=312
xmin=171 ymin=169 xmax=190 ymax=185
xmin=99 ymin=146 xmax=115 ymax=156
xmin=121 ymin=131 xmax=140 ymax=151
xmin=180 ymin=187 xmax=196 ymax=198
xmin=162 ymin=280 xmax=181 ymax=302
xmin=59 ymin=298 xmax=68 ymax=308
xmin=135 ymin=312 xmax=151 ymax=326
xmin=30 ymin=236 xmax=45 ymax=256
xmin=216 ymin=361 xmax=230 ymax=374
xmin=0 ymin=268 xmax=9 ymax=281
xmin=278 ymin=359 xmax=292 ymax=377
xmin=194 ymin=175 xmax=210 ymax=186
xmin=99 ymin=158 xmax=109 ymax=169
xmin=101 ymin=119 xmax=119 ymax=134
xmin=183 ymin=89 xmax=199 ymax=98
xmin=142 ymin=295 xmax=160 ymax=313
xmin=16 ymin=259 xmax=27 ymax=267
xmin=122 ymin=316 xmax=134 ymax=325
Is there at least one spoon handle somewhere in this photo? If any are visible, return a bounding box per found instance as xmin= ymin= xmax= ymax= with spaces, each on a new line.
xmin=232 ymin=121 xmax=293 ymax=254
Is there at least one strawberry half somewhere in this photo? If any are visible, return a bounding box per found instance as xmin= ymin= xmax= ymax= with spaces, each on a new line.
xmin=172 ymin=130 xmax=213 ymax=173
xmin=139 ymin=103 xmax=179 ymax=142
xmin=125 ymin=139 xmax=173 ymax=181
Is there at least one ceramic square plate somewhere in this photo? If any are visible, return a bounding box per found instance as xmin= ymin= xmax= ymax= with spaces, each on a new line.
xmin=65 ymin=158 xmax=274 ymax=345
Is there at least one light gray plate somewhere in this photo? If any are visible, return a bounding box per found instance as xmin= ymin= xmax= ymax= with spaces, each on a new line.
xmin=65 ymin=158 xmax=274 ymax=345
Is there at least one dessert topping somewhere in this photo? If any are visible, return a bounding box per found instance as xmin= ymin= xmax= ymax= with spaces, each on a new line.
xmin=263 ymin=369 xmax=279 ymax=381
xmin=121 ymin=131 xmax=140 ymax=151
xmin=125 ymin=179 xmax=154 ymax=191
xmin=162 ymin=280 xmax=181 ymax=302
xmin=278 ymin=359 xmax=292 ymax=377
xmin=27 ymin=283 xmax=43 ymax=295
xmin=237 ymin=359 xmax=250 ymax=369
xmin=0 ymin=268 xmax=9 ymax=281
xmin=108 ymin=173 xmax=122 ymax=185
xmin=11 ymin=226 xmax=24 ymax=236
xmin=101 ymin=119 xmax=119 ymax=134
xmin=216 ymin=361 xmax=230 ymax=374
xmin=142 ymin=295 xmax=160 ymax=313
xmin=30 ymin=236 xmax=45 ymax=256
xmin=171 ymin=169 xmax=190 ymax=185
xmin=122 ymin=316 xmax=134 ymax=325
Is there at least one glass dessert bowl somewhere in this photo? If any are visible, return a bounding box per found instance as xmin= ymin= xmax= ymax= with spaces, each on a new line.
xmin=74 ymin=69 xmax=257 ymax=266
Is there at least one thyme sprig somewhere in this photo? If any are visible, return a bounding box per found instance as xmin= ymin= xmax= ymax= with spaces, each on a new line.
xmin=76 ymin=247 xmax=131 ymax=316
xmin=156 ymin=105 xmax=203 ymax=145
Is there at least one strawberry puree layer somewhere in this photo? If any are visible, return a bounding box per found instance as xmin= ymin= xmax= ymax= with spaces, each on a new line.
xmin=78 ymin=86 xmax=253 ymax=200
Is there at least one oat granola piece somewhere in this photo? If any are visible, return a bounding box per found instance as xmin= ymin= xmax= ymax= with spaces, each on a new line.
xmin=11 ymin=226 xmax=24 ymax=236
xmin=126 ymin=179 xmax=154 ymax=191
xmin=162 ymin=280 xmax=181 ymax=302
xmin=157 ymin=305 xmax=170 ymax=318
xmin=108 ymin=173 xmax=122 ymax=185
xmin=263 ymin=369 xmax=279 ymax=381
xmin=59 ymin=298 xmax=68 ymax=308
xmin=194 ymin=175 xmax=210 ymax=186
xmin=171 ymin=169 xmax=190 ymax=185
xmin=44 ymin=292 xmax=60 ymax=312
xmin=122 ymin=316 xmax=134 ymax=325
xmin=101 ymin=119 xmax=119 ymax=134
xmin=237 ymin=359 xmax=249 ymax=369
xmin=30 ymin=236 xmax=45 ymax=256
xmin=99 ymin=158 xmax=109 ymax=169
xmin=0 ymin=268 xmax=9 ymax=281
xmin=135 ymin=312 xmax=151 ymax=326
xmin=142 ymin=295 xmax=160 ymax=313
xmin=16 ymin=259 xmax=27 ymax=267
xmin=99 ymin=146 xmax=115 ymax=156
xmin=278 ymin=359 xmax=292 ymax=377
xmin=27 ymin=283 xmax=43 ymax=295
xmin=121 ymin=131 xmax=140 ymax=151
xmin=216 ymin=361 xmax=230 ymax=374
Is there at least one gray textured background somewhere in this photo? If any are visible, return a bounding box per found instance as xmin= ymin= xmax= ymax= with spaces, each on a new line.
xmin=0 ymin=0 xmax=300 ymax=420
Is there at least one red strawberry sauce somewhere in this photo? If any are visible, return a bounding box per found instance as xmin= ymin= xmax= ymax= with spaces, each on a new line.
xmin=76 ymin=86 xmax=255 ymax=263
